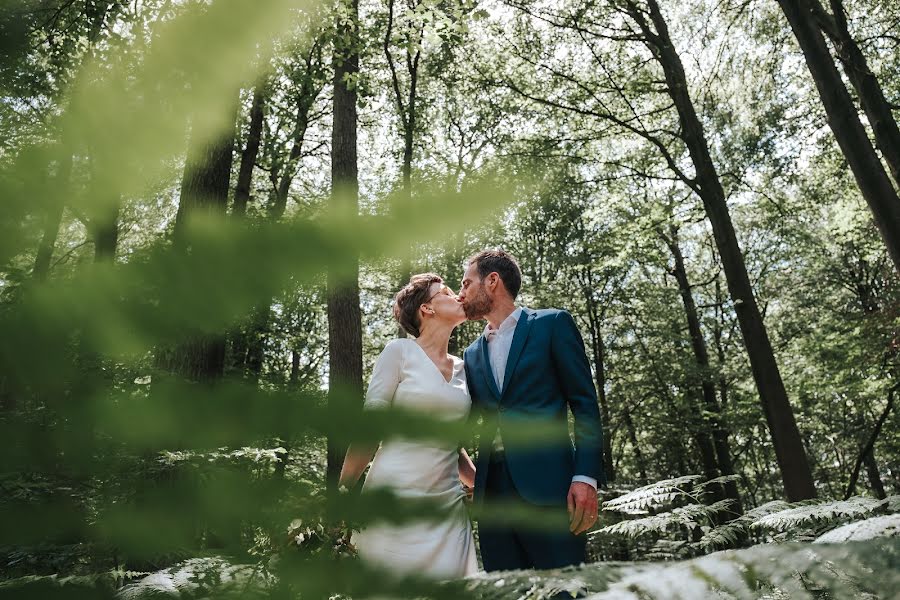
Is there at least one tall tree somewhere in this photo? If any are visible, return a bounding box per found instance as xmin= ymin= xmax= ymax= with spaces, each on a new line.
xmin=659 ymin=223 xmax=742 ymax=511
xmin=810 ymin=0 xmax=900 ymax=190
xmin=233 ymin=83 xmax=267 ymax=219
xmin=623 ymin=0 xmax=816 ymax=501
xmin=327 ymin=0 xmax=364 ymax=494
xmin=775 ymin=0 xmax=900 ymax=274
xmin=496 ymin=0 xmax=817 ymax=499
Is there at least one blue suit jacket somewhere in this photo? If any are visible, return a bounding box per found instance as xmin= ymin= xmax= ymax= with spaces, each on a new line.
xmin=464 ymin=307 xmax=605 ymax=507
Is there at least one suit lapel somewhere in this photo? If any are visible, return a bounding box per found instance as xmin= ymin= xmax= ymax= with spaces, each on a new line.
xmin=501 ymin=307 xmax=534 ymax=397
xmin=479 ymin=335 xmax=502 ymax=400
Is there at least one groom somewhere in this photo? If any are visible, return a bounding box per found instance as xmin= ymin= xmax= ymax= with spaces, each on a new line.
xmin=459 ymin=249 xmax=605 ymax=571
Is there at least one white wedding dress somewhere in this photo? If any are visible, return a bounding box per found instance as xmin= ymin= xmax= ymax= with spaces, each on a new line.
xmin=353 ymin=338 xmax=478 ymax=580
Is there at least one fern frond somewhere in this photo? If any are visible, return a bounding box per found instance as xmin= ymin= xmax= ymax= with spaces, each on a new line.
xmin=814 ymin=514 xmax=900 ymax=543
xmin=697 ymin=520 xmax=746 ymax=551
xmin=602 ymin=475 xmax=702 ymax=515
xmin=695 ymin=474 xmax=740 ymax=492
xmin=752 ymin=496 xmax=887 ymax=534
xmin=598 ymin=500 xmax=735 ymax=538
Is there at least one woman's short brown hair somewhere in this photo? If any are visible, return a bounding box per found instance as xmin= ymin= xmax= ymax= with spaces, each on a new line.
xmin=393 ymin=273 xmax=443 ymax=337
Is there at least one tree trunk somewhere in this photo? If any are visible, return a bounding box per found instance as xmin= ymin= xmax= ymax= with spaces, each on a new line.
xmin=173 ymin=114 xmax=237 ymax=250
xmin=581 ymin=268 xmax=615 ymax=482
xmin=622 ymin=404 xmax=647 ymax=484
xmin=863 ymin=452 xmax=886 ymax=499
xmin=327 ymin=0 xmax=364 ymax=496
xmin=92 ymin=201 xmax=120 ymax=262
xmin=844 ymin=382 xmax=897 ymax=499
xmin=630 ymin=0 xmax=817 ymax=500
xmin=812 ymin=0 xmax=900 ymax=190
xmin=233 ymin=84 xmax=266 ymax=218
xmin=385 ymin=0 xmax=421 ymax=338
xmin=165 ymin=109 xmax=237 ymax=381
xmin=661 ymin=226 xmax=742 ymax=512
xmin=776 ymin=0 xmax=900 ymax=274
xmin=270 ymin=98 xmax=313 ymax=220
xmin=32 ymin=151 xmax=73 ymax=280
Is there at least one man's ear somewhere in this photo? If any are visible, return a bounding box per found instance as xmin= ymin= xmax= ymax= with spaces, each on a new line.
xmin=487 ymin=272 xmax=503 ymax=293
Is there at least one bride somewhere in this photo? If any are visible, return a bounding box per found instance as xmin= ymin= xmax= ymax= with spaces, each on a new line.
xmin=338 ymin=273 xmax=478 ymax=579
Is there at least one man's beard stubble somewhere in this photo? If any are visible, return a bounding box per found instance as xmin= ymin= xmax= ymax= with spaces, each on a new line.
xmin=463 ymin=285 xmax=493 ymax=320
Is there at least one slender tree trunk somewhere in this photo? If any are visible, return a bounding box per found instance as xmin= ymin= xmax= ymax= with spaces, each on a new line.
xmin=327 ymin=0 xmax=364 ymax=496
xmin=775 ymin=0 xmax=900 ymax=273
xmin=811 ymin=0 xmax=900 ymax=189
xmin=233 ymin=84 xmax=266 ymax=218
xmin=270 ymin=100 xmax=313 ymax=220
xmin=33 ymin=149 xmax=73 ymax=280
xmin=844 ymin=382 xmax=897 ymax=499
xmin=661 ymin=226 xmax=742 ymax=512
xmin=622 ymin=404 xmax=647 ymax=484
xmin=582 ymin=268 xmax=615 ymax=482
xmin=629 ymin=0 xmax=817 ymax=500
xmin=385 ymin=0 xmax=421 ymax=337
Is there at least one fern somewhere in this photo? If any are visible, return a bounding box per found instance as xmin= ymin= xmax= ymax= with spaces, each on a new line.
xmin=601 ymin=475 xmax=702 ymax=515
xmin=464 ymin=538 xmax=900 ymax=600
xmin=814 ymin=513 xmax=900 ymax=543
xmin=599 ymin=500 xmax=736 ymax=539
xmin=751 ymin=496 xmax=887 ymax=535
xmin=697 ymin=499 xmax=794 ymax=551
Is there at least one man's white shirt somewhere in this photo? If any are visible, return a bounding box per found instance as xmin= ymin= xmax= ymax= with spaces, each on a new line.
xmin=483 ymin=307 xmax=598 ymax=490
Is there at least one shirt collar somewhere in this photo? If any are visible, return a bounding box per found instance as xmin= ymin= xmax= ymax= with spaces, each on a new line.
xmin=483 ymin=307 xmax=523 ymax=339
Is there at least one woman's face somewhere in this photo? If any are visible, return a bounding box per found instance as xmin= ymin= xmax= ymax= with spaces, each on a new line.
xmin=422 ymin=282 xmax=466 ymax=328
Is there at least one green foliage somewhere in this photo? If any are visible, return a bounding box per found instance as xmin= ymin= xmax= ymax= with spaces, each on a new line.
xmin=3 ymin=0 xmax=900 ymax=597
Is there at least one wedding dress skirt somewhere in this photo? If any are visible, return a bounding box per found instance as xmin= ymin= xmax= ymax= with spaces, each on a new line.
xmin=353 ymin=339 xmax=478 ymax=580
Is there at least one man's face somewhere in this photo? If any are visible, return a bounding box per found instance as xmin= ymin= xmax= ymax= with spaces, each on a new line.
xmin=459 ymin=263 xmax=493 ymax=320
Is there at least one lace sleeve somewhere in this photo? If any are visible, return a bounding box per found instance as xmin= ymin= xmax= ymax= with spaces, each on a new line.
xmin=363 ymin=339 xmax=405 ymax=411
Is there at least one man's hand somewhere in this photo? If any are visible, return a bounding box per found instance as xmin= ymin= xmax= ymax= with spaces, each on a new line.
xmin=567 ymin=481 xmax=599 ymax=535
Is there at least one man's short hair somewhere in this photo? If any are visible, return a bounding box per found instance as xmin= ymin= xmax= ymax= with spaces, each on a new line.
xmin=466 ymin=249 xmax=522 ymax=299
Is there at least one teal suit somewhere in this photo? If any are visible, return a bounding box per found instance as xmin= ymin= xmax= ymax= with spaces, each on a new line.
xmin=464 ymin=307 xmax=605 ymax=570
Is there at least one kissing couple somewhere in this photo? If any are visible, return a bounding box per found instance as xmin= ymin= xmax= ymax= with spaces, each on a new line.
xmin=339 ymin=249 xmax=606 ymax=578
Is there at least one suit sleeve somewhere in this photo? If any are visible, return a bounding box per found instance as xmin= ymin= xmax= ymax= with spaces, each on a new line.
xmin=363 ymin=340 xmax=404 ymax=412
xmin=550 ymin=310 xmax=606 ymax=485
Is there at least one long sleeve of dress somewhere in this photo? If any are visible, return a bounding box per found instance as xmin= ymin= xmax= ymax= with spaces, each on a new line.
xmin=363 ymin=339 xmax=405 ymax=412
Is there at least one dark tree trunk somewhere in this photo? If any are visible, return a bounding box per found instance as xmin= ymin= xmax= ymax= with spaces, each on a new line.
xmin=661 ymin=226 xmax=742 ymax=512
xmin=270 ymin=97 xmax=313 ymax=220
xmin=844 ymin=383 xmax=897 ymax=499
xmin=581 ymin=267 xmax=615 ymax=482
xmin=812 ymin=0 xmax=900 ymax=190
xmin=622 ymin=404 xmax=647 ymax=484
xmin=244 ymin=306 xmax=269 ymax=378
xmin=776 ymin=0 xmax=900 ymax=273
xmin=165 ymin=109 xmax=237 ymax=382
xmin=863 ymin=452 xmax=886 ymax=499
xmin=92 ymin=204 xmax=119 ymax=262
xmin=32 ymin=151 xmax=73 ymax=280
xmin=628 ymin=0 xmax=817 ymax=500
xmin=173 ymin=115 xmax=237 ymax=250
xmin=327 ymin=0 xmax=364 ymax=496
xmin=290 ymin=349 xmax=301 ymax=387
xmin=233 ymin=84 xmax=266 ymax=218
